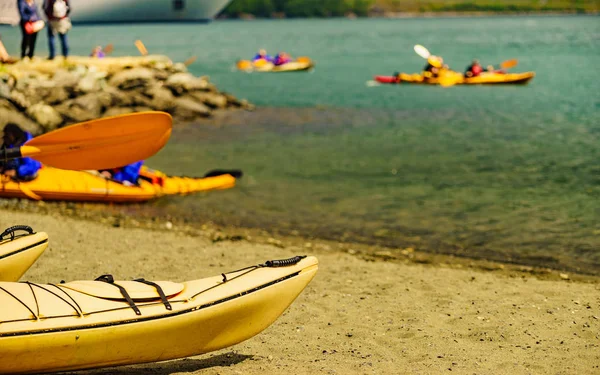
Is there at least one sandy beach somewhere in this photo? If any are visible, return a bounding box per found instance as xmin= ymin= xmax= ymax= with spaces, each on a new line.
xmin=1 ymin=208 xmax=597 ymax=374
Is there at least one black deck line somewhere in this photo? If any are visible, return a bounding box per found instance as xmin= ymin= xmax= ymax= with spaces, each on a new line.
xmin=0 ymin=271 xmax=301 ymax=337
xmin=0 ymin=238 xmax=48 ymax=261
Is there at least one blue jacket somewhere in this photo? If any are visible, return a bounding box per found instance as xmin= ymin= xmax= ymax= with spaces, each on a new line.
xmin=17 ymin=0 xmax=40 ymax=22
xmin=111 ymin=161 xmax=144 ymax=185
xmin=252 ymin=53 xmax=273 ymax=63
xmin=2 ymin=132 xmax=42 ymax=179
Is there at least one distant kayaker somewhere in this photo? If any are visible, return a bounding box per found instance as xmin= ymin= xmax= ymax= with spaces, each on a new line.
xmin=464 ymin=59 xmax=484 ymax=77
xmin=90 ymin=45 xmax=105 ymax=58
xmin=0 ymin=123 xmax=41 ymax=181
xmin=43 ymin=0 xmax=71 ymax=60
xmin=252 ymin=49 xmax=273 ymax=63
xmin=273 ymin=52 xmax=291 ymax=66
xmin=99 ymin=161 xmax=144 ymax=186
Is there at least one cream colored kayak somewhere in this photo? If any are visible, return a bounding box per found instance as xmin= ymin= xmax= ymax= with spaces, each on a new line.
xmin=0 ymin=226 xmax=47 ymax=282
xmin=0 ymin=255 xmax=318 ymax=374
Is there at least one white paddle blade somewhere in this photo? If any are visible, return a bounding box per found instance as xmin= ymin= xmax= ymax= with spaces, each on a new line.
xmin=366 ymin=80 xmax=380 ymax=87
xmin=414 ymin=44 xmax=431 ymax=59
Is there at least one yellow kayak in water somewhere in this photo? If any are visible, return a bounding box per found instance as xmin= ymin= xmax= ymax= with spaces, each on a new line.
xmin=376 ymin=71 xmax=535 ymax=85
xmin=0 ymin=255 xmax=318 ymax=374
xmin=0 ymin=226 xmax=47 ymax=282
xmin=0 ymin=166 xmax=239 ymax=202
xmin=236 ymin=57 xmax=314 ymax=72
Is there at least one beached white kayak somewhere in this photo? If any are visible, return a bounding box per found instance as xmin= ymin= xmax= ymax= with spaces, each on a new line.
xmin=0 ymin=255 xmax=318 ymax=374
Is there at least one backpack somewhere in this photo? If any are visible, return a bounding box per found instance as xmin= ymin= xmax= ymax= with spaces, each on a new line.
xmin=52 ymin=0 xmax=68 ymax=18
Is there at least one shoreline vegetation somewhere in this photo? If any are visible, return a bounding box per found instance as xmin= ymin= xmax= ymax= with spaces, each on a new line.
xmin=220 ymin=0 xmax=599 ymax=19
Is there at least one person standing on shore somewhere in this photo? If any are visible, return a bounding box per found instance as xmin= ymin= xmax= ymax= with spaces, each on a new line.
xmin=43 ymin=0 xmax=71 ymax=60
xmin=17 ymin=0 xmax=42 ymax=59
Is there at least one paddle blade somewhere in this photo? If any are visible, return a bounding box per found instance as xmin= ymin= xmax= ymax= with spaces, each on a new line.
xmin=296 ymin=56 xmax=311 ymax=63
xmin=135 ymin=40 xmax=148 ymax=56
xmin=103 ymin=43 xmax=114 ymax=55
xmin=183 ymin=56 xmax=197 ymax=66
xmin=500 ymin=59 xmax=518 ymax=69
xmin=414 ymin=44 xmax=431 ymax=59
xmin=23 ymin=112 xmax=172 ymax=170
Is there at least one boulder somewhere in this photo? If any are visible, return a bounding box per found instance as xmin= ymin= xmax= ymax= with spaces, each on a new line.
xmin=165 ymin=73 xmax=209 ymax=95
xmin=188 ymin=91 xmax=228 ymax=109
xmin=102 ymin=87 xmax=135 ymax=107
xmin=108 ymin=68 xmax=155 ymax=90
xmin=39 ymin=86 xmax=70 ymax=105
xmin=52 ymin=69 xmax=81 ymax=88
xmin=172 ymin=97 xmax=211 ymax=119
xmin=76 ymin=70 xmax=107 ymax=93
xmin=0 ymin=108 xmax=43 ymax=135
xmin=143 ymin=85 xmax=175 ymax=111
xmin=8 ymin=90 xmax=31 ymax=110
xmin=55 ymin=93 xmax=103 ymax=123
xmin=103 ymin=107 xmax=135 ymax=118
xmin=26 ymin=103 xmax=63 ymax=131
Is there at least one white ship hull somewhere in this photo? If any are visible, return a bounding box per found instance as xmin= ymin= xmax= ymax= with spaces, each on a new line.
xmin=0 ymin=0 xmax=232 ymax=25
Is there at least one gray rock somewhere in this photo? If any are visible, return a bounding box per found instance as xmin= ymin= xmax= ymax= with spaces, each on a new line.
xmin=0 ymin=81 xmax=11 ymax=99
xmin=0 ymin=108 xmax=43 ymax=135
xmin=52 ymin=69 xmax=81 ymax=88
xmin=165 ymin=73 xmax=209 ymax=96
xmin=9 ymin=91 xmax=31 ymax=110
xmin=144 ymin=85 xmax=175 ymax=111
xmin=26 ymin=103 xmax=63 ymax=131
xmin=188 ymin=91 xmax=228 ymax=109
xmin=102 ymin=87 xmax=135 ymax=107
xmin=172 ymin=97 xmax=211 ymax=119
xmin=0 ymin=98 xmax=17 ymax=111
xmin=76 ymin=72 xmax=104 ymax=93
xmin=39 ymin=86 xmax=69 ymax=105
xmin=108 ymin=68 xmax=155 ymax=90
xmin=103 ymin=107 xmax=135 ymax=118
xmin=55 ymin=93 xmax=103 ymax=123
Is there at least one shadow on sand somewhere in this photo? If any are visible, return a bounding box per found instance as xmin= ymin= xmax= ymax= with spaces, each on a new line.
xmin=58 ymin=352 xmax=253 ymax=375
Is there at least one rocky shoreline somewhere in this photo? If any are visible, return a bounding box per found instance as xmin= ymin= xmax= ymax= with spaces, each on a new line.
xmin=0 ymin=55 xmax=254 ymax=135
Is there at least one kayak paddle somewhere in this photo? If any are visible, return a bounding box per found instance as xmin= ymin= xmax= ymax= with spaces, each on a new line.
xmin=183 ymin=56 xmax=197 ymax=67
xmin=414 ymin=44 xmax=442 ymax=68
xmin=499 ymin=58 xmax=518 ymax=70
xmin=103 ymin=44 xmax=114 ymax=55
xmin=135 ymin=40 xmax=148 ymax=56
xmin=1 ymin=112 xmax=172 ymax=170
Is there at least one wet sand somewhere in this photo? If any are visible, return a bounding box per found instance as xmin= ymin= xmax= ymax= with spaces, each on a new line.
xmin=3 ymin=209 xmax=599 ymax=374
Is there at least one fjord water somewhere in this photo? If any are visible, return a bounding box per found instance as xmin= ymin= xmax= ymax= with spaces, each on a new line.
xmin=3 ymin=16 xmax=599 ymax=273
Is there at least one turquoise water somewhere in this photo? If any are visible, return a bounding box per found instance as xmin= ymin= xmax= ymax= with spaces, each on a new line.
xmin=1 ymin=16 xmax=599 ymax=274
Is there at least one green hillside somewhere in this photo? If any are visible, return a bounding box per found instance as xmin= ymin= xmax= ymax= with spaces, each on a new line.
xmin=221 ymin=0 xmax=599 ymax=18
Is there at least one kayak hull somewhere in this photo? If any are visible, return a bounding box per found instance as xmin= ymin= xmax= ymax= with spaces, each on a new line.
xmin=0 ymin=256 xmax=318 ymax=374
xmin=0 ymin=229 xmax=48 ymax=282
xmin=0 ymin=167 xmax=237 ymax=202
xmin=237 ymin=59 xmax=314 ymax=73
xmin=374 ymin=71 xmax=535 ymax=85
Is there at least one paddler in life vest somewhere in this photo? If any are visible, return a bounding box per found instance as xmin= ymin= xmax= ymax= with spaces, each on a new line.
xmin=464 ymin=59 xmax=484 ymax=77
xmin=273 ymin=52 xmax=291 ymax=66
xmin=99 ymin=161 xmax=144 ymax=186
xmin=252 ymin=49 xmax=273 ymax=63
xmin=0 ymin=123 xmax=41 ymax=181
xmin=423 ymin=55 xmax=443 ymax=78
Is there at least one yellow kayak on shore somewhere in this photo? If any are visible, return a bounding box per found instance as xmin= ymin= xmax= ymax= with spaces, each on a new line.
xmin=0 ymin=166 xmax=239 ymax=202
xmin=0 ymin=255 xmax=318 ymax=374
xmin=0 ymin=226 xmax=47 ymax=282
xmin=236 ymin=57 xmax=314 ymax=72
